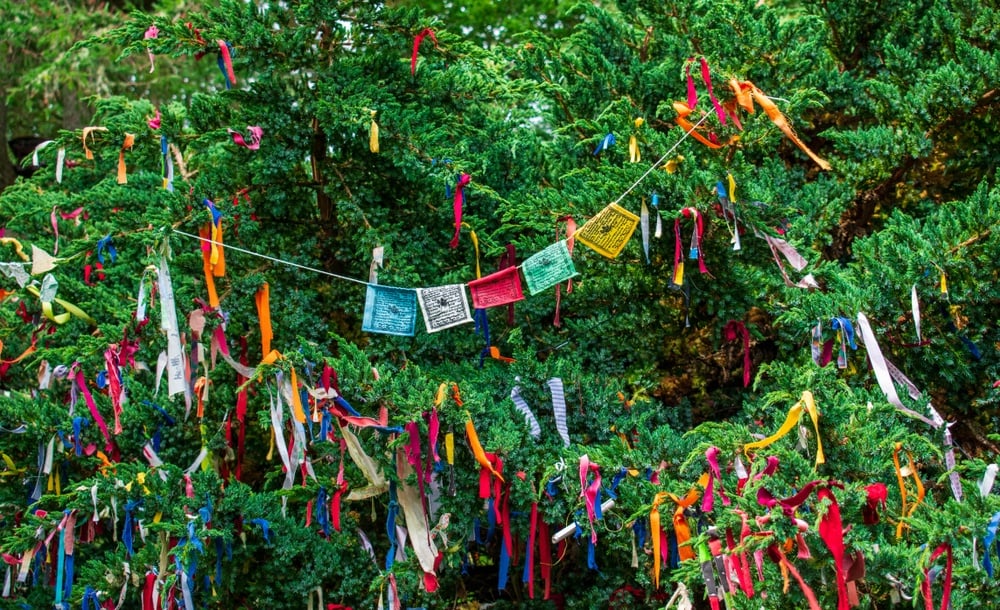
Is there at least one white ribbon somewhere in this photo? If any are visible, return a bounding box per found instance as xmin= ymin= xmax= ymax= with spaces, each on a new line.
xmin=157 ymin=258 xmax=187 ymax=397
xmin=980 ymin=464 xmax=998 ymax=497
xmin=912 ymin=284 xmax=922 ymax=343
xmin=548 ymin=377 xmax=570 ymax=447
xmin=511 ymin=378 xmax=541 ymax=439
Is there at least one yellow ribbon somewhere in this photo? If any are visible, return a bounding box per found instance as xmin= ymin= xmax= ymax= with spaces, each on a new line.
xmin=461 ymin=222 xmax=481 ymax=279
xmin=369 ymin=110 xmax=380 ymax=153
xmin=629 ymin=117 xmax=644 ymax=163
xmin=26 ymin=284 xmax=96 ymax=326
xmin=117 ymin=133 xmax=135 ymax=184
xmin=465 ymin=413 xmax=504 ymax=483
xmin=743 ymin=391 xmax=824 ymax=466
xmin=1 ymin=453 xmax=26 ymax=477
xmin=1 ymin=238 xmax=30 ymax=261
xmin=445 ymin=432 xmax=454 ymax=466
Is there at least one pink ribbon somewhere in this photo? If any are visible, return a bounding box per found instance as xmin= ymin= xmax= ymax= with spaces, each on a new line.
xmin=702 ymin=446 xmax=731 ymax=512
xmin=229 ymin=126 xmax=263 ymax=150
xmin=578 ymin=455 xmax=601 ymax=543
xmin=74 ymin=365 xmax=112 ymax=454
xmin=723 ymin=320 xmax=752 ymax=387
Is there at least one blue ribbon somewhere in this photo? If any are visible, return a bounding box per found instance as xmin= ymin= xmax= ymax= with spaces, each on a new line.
xmin=250 ymin=518 xmax=271 ymax=544
xmin=668 ymin=530 xmax=680 ymax=569
xmin=71 ymin=418 xmax=88 ymax=456
xmin=830 ymin=317 xmax=857 ymax=349
xmin=474 ymin=308 xmax=490 ymax=368
xmin=96 ymin=235 xmax=117 ymax=265
xmin=316 ymin=487 xmax=330 ymax=537
xmin=587 ymin=536 xmax=599 ymax=571
xmin=545 ymin=476 xmax=560 ymax=498
xmin=651 ymin=192 xmax=660 ymax=208
xmin=123 ymin=500 xmax=142 ymax=557
xmin=386 ymin=481 xmax=399 ymax=571
xmin=81 ymin=586 xmax=101 ymax=610
xmin=214 ymin=537 xmax=224 ymax=585
xmin=498 ymin=535 xmax=511 ymax=590
xmin=715 ymin=180 xmax=728 ymax=199
xmin=202 ymin=199 xmax=223 ymax=226
xmin=593 ymin=133 xmax=615 ymax=156
xmin=983 ymin=511 xmax=1000 ymax=577
xmin=633 ymin=519 xmax=646 ymax=549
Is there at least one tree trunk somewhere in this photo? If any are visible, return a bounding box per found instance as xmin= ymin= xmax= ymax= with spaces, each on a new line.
xmin=0 ymin=88 xmax=17 ymax=194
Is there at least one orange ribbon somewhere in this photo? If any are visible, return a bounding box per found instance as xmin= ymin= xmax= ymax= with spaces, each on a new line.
xmin=651 ymin=491 xmax=669 ymax=588
xmin=200 ymin=225 xmax=220 ymax=308
xmin=465 ymin=413 xmax=504 ymax=483
xmin=673 ymin=101 xmax=723 ymax=149
xmin=255 ymin=283 xmax=273 ymax=358
xmin=669 ymin=473 xmax=708 ymax=562
xmin=727 ymin=80 xmax=831 ymax=170
xmin=117 ymin=134 xmax=135 ymax=184
xmin=893 ymin=442 xmax=924 ymax=538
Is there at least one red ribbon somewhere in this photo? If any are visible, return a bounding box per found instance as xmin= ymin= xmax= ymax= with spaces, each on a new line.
xmin=449 ymin=173 xmax=470 ymax=248
xmin=579 ymin=455 xmax=602 ymax=543
xmin=526 ymin=502 xmax=538 ymax=598
xmin=411 ymin=28 xmax=438 ymax=76
xmin=538 ymin=520 xmax=552 ymax=599
xmin=217 ymin=39 xmax=236 ymax=85
xmin=921 ymin=543 xmax=952 ymax=610
xmin=74 ymin=365 xmax=114 ymax=456
xmin=723 ymin=320 xmax=752 ymax=387
xmin=863 ymin=483 xmax=887 ymax=525
xmin=700 ymin=58 xmax=726 ymax=125
xmin=817 ymin=488 xmax=850 ymax=610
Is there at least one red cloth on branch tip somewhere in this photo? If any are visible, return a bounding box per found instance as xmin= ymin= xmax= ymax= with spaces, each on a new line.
xmin=449 ymin=173 xmax=470 ymax=248
xmin=411 ymin=28 xmax=439 ymax=75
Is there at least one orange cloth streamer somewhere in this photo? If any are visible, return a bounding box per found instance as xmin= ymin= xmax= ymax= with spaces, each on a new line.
xmin=117 ymin=133 xmax=135 ymax=184
xmin=465 ymin=414 xmax=504 ymax=483
xmin=651 ymin=491 xmax=669 ymax=588
xmin=728 ymin=80 xmax=831 ymax=170
xmin=255 ymin=283 xmax=272 ymax=358
xmin=673 ymin=102 xmax=723 ymax=149
xmin=670 ymin=473 xmax=708 ymax=561
xmin=200 ymin=225 xmax=220 ymax=308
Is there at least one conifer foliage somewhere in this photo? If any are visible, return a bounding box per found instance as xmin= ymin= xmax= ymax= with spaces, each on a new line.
xmin=1 ymin=1 xmax=999 ymax=609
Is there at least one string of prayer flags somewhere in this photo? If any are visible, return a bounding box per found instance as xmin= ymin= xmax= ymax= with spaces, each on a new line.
xmin=229 ymin=126 xmax=263 ymax=150
xmin=362 ymin=285 xmax=418 ymax=336
xmin=727 ymin=80 xmax=831 ymax=170
xmin=522 ymin=240 xmax=577 ymax=295
xmin=468 ymin=266 xmax=524 ymax=309
xmin=743 ymin=391 xmax=824 ymax=466
xmin=117 ymin=133 xmax=135 ymax=184
xmin=449 ymin=173 xmax=471 ymax=248
xmin=30 ymin=244 xmax=58 ymax=276
xmin=217 ymin=40 xmax=236 ymax=88
xmin=417 ymin=284 xmax=472 ymax=333
xmin=369 ymin=110 xmax=380 ymax=153
xmin=411 ymin=28 xmax=438 ymax=76
xmin=576 ymin=203 xmax=640 ymax=259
